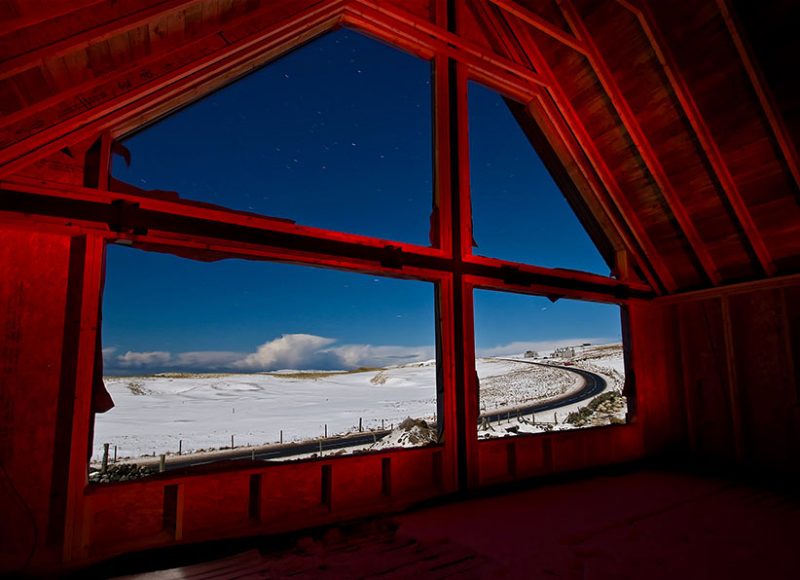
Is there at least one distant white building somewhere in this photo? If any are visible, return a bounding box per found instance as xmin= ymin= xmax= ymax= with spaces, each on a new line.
xmin=524 ymin=350 xmax=539 ymax=358
xmin=553 ymin=346 xmax=575 ymax=358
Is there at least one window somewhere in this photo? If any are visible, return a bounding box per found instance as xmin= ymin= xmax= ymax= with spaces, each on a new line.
xmin=468 ymin=81 xmax=611 ymax=275
xmin=474 ymin=290 xmax=628 ymax=439
xmin=91 ymin=246 xmax=439 ymax=480
xmin=89 ymin=24 xmax=639 ymax=485
xmin=112 ymin=29 xmax=434 ymax=246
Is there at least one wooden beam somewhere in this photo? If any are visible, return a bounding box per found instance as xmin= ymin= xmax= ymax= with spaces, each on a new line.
xmin=475 ymin=0 xmax=673 ymax=292
xmin=615 ymin=0 xmax=776 ymax=277
xmin=0 ymin=0 xmax=204 ymax=82
xmin=778 ymin=288 xmax=799 ymax=410
xmin=720 ymin=295 xmax=745 ymax=463
xmin=62 ymin=234 xmax=105 ymax=562
xmin=345 ymin=1 xmax=547 ymax=90
xmin=488 ymin=0 xmax=587 ymax=55
xmin=676 ymin=310 xmax=699 ymax=454
xmin=557 ymin=0 xmax=721 ymax=286
xmin=716 ymin=0 xmax=800 ymax=193
xmin=656 ymin=272 xmax=800 ymax=305
xmin=0 ymin=177 xmax=653 ymax=299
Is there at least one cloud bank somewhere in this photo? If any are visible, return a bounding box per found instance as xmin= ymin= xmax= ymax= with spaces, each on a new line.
xmin=103 ymin=334 xmax=435 ymax=374
xmin=103 ymin=334 xmax=614 ymax=374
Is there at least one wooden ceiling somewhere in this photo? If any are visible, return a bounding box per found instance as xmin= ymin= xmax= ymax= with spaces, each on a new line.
xmin=1 ymin=0 xmax=797 ymax=294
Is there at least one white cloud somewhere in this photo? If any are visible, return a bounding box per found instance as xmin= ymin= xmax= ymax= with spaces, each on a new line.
xmin=115 ymin=350 xmax=172 ymax=367
xmin=328 ymin=344 xmax=435 ymax=369
xmin=101 ymin=347 xmax=117 ymax=364
xmin=103 ymin=334 xmax=436 ymax=374
xmin=174 ymin=351 xmax=244 ymax=368
xmin=233 ymin=334 xmax=337 ymax=371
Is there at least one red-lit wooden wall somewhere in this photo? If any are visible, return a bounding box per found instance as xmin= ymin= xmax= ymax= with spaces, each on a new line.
xmin=1 ymin=0 xmax=797 ymax=574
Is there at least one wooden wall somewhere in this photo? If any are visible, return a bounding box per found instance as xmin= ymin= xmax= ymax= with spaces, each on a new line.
xmin=667 ymin=282 xmax=800 ymax=471
xmin=0 ymin=226 xmax=78 ymax=571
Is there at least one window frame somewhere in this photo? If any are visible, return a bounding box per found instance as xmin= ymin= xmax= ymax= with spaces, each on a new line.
xmin=0 ymin=18 xmax=653 ymax=507
xmin=64 ymin=25 xmax=648 ymax=476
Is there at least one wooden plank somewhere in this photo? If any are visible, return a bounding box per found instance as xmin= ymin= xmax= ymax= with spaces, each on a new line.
xmin=656 ymin=272 xmax=800 ymax=304
xmin=345 ymin=1 xmax=547 ymax=90
xmin=63 ymin=234 xmax=105 ymax=562
xmin=0 ymin=0 xmax=203 ymax=81
xmin=716 ymin=0 xmax=800 ymax=193
xmin=616 ymin=0 xmax=775 ymax=277
xmin=719 ymin=295 xmax=744 ymax=463
xmin=488 ymin=0 xmax=587 ymax=55
xmin=558 ymin=0 xmax=721 ymax=286
xmin=781 ymin=286 xmax=800 ymax=408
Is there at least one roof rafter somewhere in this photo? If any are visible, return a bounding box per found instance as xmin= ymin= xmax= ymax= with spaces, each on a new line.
xmin=470 ymin=0 xmax=670 ymax=293
xmin=0 ymin=1 xmax=348 ymax=177
xmin=487 ymin=0 xmax=587 ymax=55
xmin=557 ymin=0 xmax=721 ymax=286
xmin=346 ymin=0 xmax=547 ymax=90
xmin=715 ymin=0 xmax=800 ymax=194
xmin=0 ymin=0 xmax=204 ymax=82
xmin=615 ymin=0 xmax=776 ymax=277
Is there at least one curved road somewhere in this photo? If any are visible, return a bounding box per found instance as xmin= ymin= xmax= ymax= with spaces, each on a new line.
xmin=480 ymin=359 xmax=607 ymax=423
xmin=151 ymin=360 xmax=606 ymax=472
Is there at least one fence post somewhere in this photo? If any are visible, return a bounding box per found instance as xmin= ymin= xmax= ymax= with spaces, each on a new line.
xmin=324 ymin=424 xmax=327 ymax=438
xmin=101 ymin=443 xmax=109 ymax=474
xmin=280 ymin=430 xmax=283 ymax=444
xmin=178 ymin=439 xmax=182 ymax=455
xmin=359 ymin=417 xmax=363 ymax=432
xmin=113 ymin=445 xmax=117 ymax=463
xmin=231 ymin=435 xmax=235 ymax=449
xmin=159 ymin=454 xmax=166 ymax=473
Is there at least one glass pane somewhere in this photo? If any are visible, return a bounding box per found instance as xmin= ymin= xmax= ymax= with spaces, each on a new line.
xmin=91 ymin=245 xmax=438 ymax=481
xmin=474 ymin=289 xmax=627 ymax=439
xmin=112 ymin=29 xmax=433 ymax=246
xmin=468 ymin=81 xmax=610 ymax=274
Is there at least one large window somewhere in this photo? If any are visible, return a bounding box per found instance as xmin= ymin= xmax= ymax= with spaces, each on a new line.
xmin=87 ymin=24 xmax=640 ymax=485
xmin=91 ymin=246 xmax=439 ymax=480
xmin=112 ymin=30 xmax=434 ymax=247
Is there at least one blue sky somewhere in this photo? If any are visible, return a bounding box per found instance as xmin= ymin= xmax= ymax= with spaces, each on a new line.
xmin=105 ymin=29 xmax=618 ymax=374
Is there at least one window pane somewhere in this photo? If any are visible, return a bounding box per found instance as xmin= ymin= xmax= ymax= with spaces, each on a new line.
xmin=468 ymin=82 xmax=610 ymax=274
xmin=92 ymin=245 xmax=438 ymax=481
xmin=113 ymin=29 xmax=434 ymax=246
xmin=474 ymin=289 xmax=627 ymax=439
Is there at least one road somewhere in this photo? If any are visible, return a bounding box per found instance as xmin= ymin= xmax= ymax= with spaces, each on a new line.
xmin=151 ymin=360 xmax=606 ymax=471
xmin=480 ymin=359 xmax=607 ymax=422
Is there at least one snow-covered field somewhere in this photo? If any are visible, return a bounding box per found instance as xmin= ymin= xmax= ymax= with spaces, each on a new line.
xmin=92 ymin=344 xmax=627 ymax=462
xmin=478 ymin=343 xmax=628 ymax=439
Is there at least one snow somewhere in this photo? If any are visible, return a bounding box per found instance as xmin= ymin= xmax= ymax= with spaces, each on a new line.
xmin=95 ymin=362 xmax=438 ymax=461
xmin=478 ymin=343 xmax=628 ymax=439
xmin=477 ymin=359 xmax=583 ymax=412
xmin=93 ymin=344 xmax=628 ymax=462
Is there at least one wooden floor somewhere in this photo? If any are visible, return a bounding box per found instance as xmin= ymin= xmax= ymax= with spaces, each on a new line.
xmin=101 ymin=464 xmax=800 ymax=579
